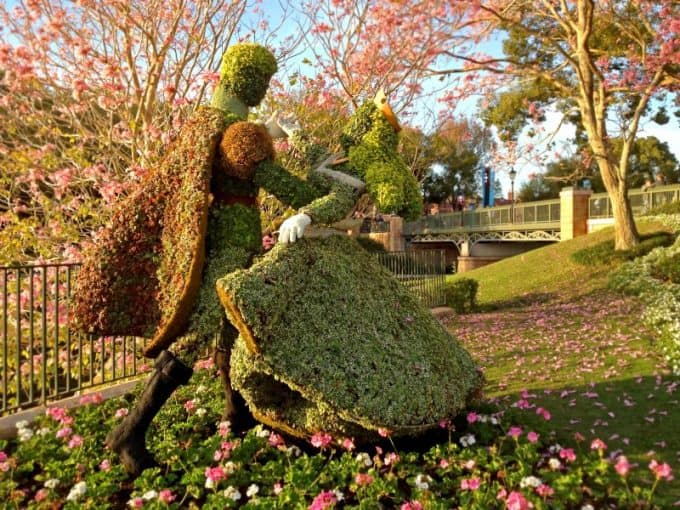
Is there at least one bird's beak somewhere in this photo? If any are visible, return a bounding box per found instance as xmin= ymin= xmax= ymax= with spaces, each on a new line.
xmin=373 ymin=89 xmax=401 ymax=133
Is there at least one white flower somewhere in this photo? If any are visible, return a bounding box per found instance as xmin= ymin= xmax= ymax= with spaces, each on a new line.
xmin=196 ymin=385 xmax=207 ymax=393
xmin=38 ymin=427 xmax=51 ymax=436
xmin=15 ymin=420 xmax=29 ymax=430
xmin=224 ymin=461 xmax=237 ymax=474
xmin=548 ymin=458 xmax=562 ymax=470
xmin=414 ymin=474 xmax=432 ymax=490
xmin=196 ymin=408 xmax=207 ymax=417
xmin=356 ymin=452 xmax=372 ymax=467
xmin=142 ymin=490 xmax=158 ymax=500
xmin=66 ymin=481 xmax=87 ymax=501
xmin=581 ymin=505 xmax=595 ymax=510
xmin=224 ymin=486 xmax=242 ymax=501
xmin=44 ymin=478 xmax=60 ymax=489
xmin=520 ymin=476 xmax=542 ymax=488
xmin=287 ymin=445 xmax=301 ymax=457
xmin=246 ymin=484 xmax=259 ymax=497
xmin=490 ymin=416 xmax=499 ymax=425
xmin=18 ymin=428 xmax=34 ymax=442
xmin=205 ymin=478 xmax=215 ymax=489
xmin=549 ymin=443 xmax=563 ymax=454
xmin=255 ymin=426 xmax=270 ymax=438
xmin=333 ymin=489 xmax=344 ymax=501
xmin=460 ymin=434 xmax=476 ymax=447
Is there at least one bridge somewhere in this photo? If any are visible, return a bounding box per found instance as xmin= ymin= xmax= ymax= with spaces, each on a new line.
xmin=366 ymin=184 xmax=680 ymax=272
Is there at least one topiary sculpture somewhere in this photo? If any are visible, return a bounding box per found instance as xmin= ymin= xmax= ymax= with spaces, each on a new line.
xmin=336 ymin=93 xmax=423 ymax=221
xmin=72 ymin=42 xmax=360 ymax=477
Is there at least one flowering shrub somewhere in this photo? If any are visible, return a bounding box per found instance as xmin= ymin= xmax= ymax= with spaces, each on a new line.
xmin=0 ymin=362 xmax=673 ymax=508
xmin=609 ymin=220 xmax=680 ymax=374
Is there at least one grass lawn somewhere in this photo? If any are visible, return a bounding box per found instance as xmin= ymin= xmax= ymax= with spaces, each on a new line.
xmin=446 ymin=221 xmax=679 ymax=505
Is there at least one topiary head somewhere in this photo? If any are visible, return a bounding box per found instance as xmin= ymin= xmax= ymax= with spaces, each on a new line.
xmin=218 ymin=121 xmax=274 ymax=180
xmin=215 ymin=43 xmax=278 ymax=107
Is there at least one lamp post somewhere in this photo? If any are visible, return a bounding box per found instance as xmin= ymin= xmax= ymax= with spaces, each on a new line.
xmin=509 ymin=168 xmax=517 ymax=223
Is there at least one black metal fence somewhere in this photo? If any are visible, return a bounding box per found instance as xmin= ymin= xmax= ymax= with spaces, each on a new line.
xmin=0 ymin=263 xmax=149 ymax=416
xmin=0 ymin=252 xmax=446 ymax=416
xmin=376 ymin=250 xmax=447 ymax=308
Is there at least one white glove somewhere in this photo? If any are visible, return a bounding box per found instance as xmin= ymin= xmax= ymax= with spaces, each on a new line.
xmin=278 ymin=213 xmax=311 ymax=243
xmin=264 ymin=111 xmax=300 ymax=139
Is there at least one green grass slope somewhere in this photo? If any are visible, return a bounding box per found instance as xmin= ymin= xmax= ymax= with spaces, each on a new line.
xmin=448 ymin=220 xmax=671 ymax=307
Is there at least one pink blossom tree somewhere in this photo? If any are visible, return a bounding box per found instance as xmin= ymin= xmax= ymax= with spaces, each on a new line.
xmin=304 ymin=0 xmax=679 ymax=249
xmin=0 ymin=0 xmax=297 ymax=262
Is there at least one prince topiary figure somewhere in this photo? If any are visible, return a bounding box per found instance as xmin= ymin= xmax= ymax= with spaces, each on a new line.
xmin=72 ymin=43 xmax=359 ymax=476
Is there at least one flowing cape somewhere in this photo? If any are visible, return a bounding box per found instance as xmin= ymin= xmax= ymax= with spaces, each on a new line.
xmin=216 ymin=236 xmax=483 ymax=439
xmin=72 ymin=107 xmax=229 ymax=358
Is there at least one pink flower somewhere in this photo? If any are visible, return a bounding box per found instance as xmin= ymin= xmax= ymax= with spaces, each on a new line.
xmin=68 ymin=434 xmax=83 ymax=448
xmin=129 ymin=497 xmax=144 ymax=508
xmin=0 ymin=452 xmax=6 ymax=462
xmin=536 ymin=407 xmax=551 ymax=420
xmin=46 ymin=407 xmax=68 ymax=422
xmin=184 ymin=400 xmax=196 ymax=412
xmin=158 ymin=489 xmax=175 ymax=504
xmin=56 ymin=427 xmax=72 ymax=439
xmin=401 ymin=501 xmax=423 ymax=510
xmin=508 ymin=426 xmax=523 ymax=439
xmin=590 ymin=439 xmax=607 ymax=451
xmin=385 ymin=452 xmax=400 ymax=465
xmin=559 ymin=448 xmax=576 ymax=463
xmin=310 ymin=432 xmax=332 ymax=448
xmin=467 ymin=411 xmax=479 ymax=424
xmin=79 ymin=393 xmax=103 ymax=405
xmin=460 ymin=477 xmax=481 ymax=490
xmin=204 ymin=465 xmax=226 ymax=484
xmin=268 ymin=432 xmax=285 ymax=447
xmin=649 ymin=460 xmax=673 ymax=481
xmin=463 ymin=459 xmax=476 ymax=470
xmin=342 ymin=438 xmax=356 ymax=451
xmin=574 ymin=432 xmax=585 ymax=442
xmin=536 ymin=484 xmax=554 ymax=497
xmin=439 ymin=459 xmax=449 ymax=469
xmin=355 ymin=472 xmax=374 ymax=486
xmin=34 ymin=488 xmax=48 ymax=502
xmin=309 ymin=490 xmax=337 ymax=510
xmin=378 ymin=428 xmax=391 ymax=437
xmin=218 ymin=421 xmax=230 ymax=438
xmin=99 ymin=459 xmax=111 ymax=471
xmin=615 ymin=455 xmax=630 ymax=477
xmin=438 ymin=419 xmax=452 ymax=429
xmin=505 ymin=491 xmax=532 ymax=510
xmin=527 ymin=431 xmax=539 ymax=443
xmin=114 ymin=408 xmax=129 ymax=419
xmin=194 ymin=358 xmax=214 ymax=370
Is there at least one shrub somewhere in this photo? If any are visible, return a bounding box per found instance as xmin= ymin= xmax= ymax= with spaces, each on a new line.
xmin=446 ymin=278 xmax=479 ymax=313
xmin=356 ymin=236 xmax=387 ymax=252
xmin=571 ymin=232 xmax=674 ymax=266
xmin=651 ymin=252 xmax=680 ymax=284
xmin=642 ymin=201 xmax=680 ymax=216
xmin=608 ymin=233 xmax=680 ymax=375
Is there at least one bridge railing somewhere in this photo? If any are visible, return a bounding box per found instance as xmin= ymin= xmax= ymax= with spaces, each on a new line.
xmin=404 ymin=198 xmax=561 ymax=235
xmin=589 ymin=184 xmax=680 ymax=219
xmin=0 ymin=263 xmax=150 ymax=416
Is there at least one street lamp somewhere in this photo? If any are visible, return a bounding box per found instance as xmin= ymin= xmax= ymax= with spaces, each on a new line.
xmin=509 ymin=168 xmax=517 ymax=223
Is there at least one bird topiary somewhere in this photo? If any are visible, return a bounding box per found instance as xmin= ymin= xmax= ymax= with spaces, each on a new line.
xmin=341 ymin=100 xmax=423 ymax=220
